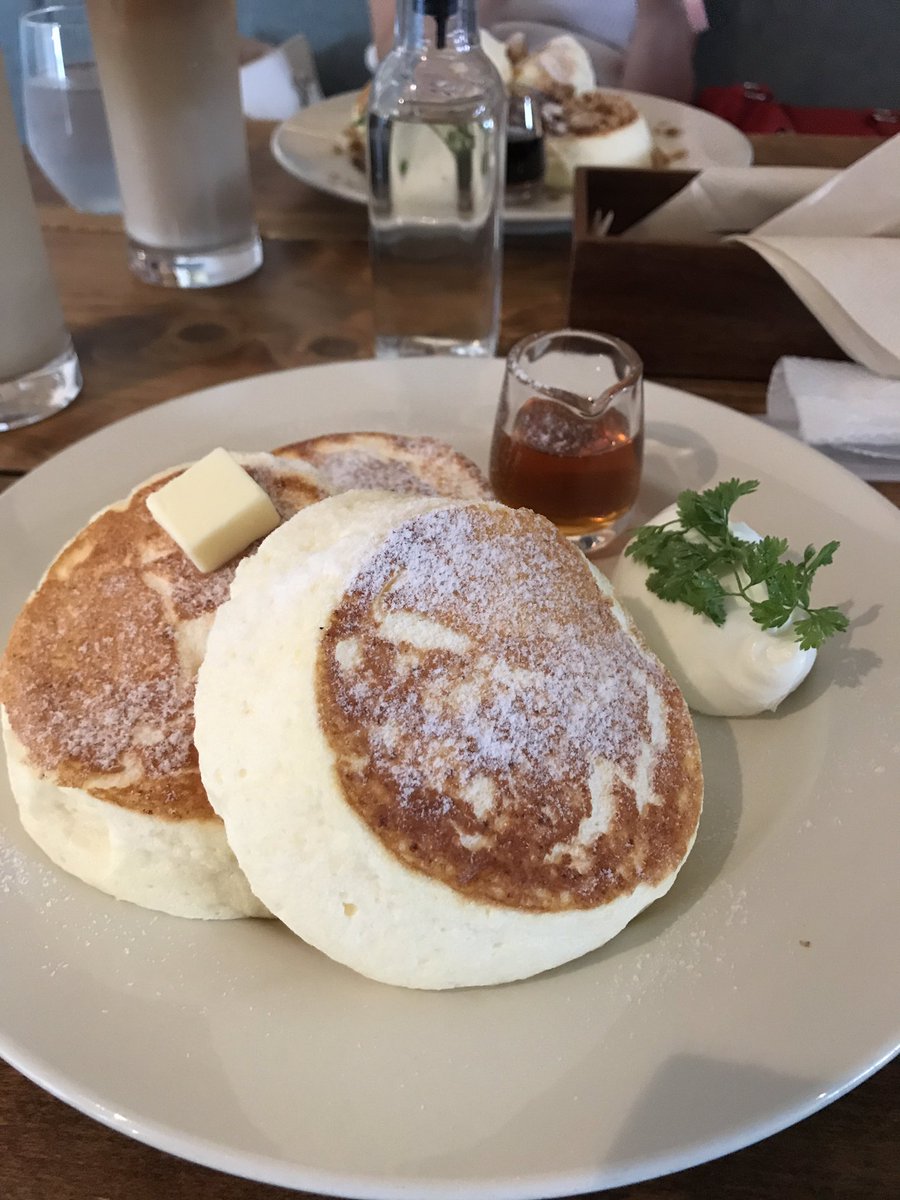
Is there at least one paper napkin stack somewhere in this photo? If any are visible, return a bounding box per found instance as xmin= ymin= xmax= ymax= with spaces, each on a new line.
xmin=619 ymin=137 xmax=900 ymax=477
xmin=768 ymin=357 xmax=900 ymax=481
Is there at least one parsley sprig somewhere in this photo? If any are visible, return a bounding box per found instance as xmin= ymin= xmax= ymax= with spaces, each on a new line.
xmin=625 ymin=479 xmax=849 ymax=650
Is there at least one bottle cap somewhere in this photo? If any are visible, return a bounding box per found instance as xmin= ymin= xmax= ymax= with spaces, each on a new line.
xmin=421 ymin=1 xmax=459 ymax=17
xmin=420 ymin=0 xmax=459 ymax=49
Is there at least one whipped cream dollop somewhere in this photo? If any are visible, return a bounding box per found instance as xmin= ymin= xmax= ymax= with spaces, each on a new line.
xmin=613 ymin=505 xmax=817 ymax=717
xmin=514 ymin=34 xmax=596 ymax=98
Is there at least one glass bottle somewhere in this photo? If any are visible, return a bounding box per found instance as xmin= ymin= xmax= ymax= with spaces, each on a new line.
xmin=367 ymin=0 xmax=506 ymax=358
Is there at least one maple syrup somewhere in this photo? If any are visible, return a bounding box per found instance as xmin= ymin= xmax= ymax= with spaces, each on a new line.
xmin=489 ymin=395 xmax=643 ymax=538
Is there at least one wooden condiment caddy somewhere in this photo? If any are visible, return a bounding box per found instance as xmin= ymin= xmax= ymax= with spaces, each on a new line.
xmin=567 ymin=166 xmax=846 ymax=381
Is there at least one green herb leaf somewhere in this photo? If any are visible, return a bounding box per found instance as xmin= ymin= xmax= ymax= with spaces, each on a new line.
xmin=625 ymin=480 xmax=848 ymax=647
xmin=676 ymin=478 xmax=757 ymax=541
xmin=793 ymin=607 xmax=849 ymax=650
xmin=741 ymin=536 xmax=789 ymax=585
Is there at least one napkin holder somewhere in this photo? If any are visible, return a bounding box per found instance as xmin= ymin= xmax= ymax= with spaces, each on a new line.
xmin=567 ymin=167 xmax=847 ymax=380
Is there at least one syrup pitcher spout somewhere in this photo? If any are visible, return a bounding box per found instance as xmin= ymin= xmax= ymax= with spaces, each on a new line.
xmin=506 ymin=329 xmax=643 ymax=421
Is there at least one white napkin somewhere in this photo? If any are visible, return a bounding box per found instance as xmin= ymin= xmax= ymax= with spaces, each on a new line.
xmin=240 ymin=34 xmax=323 ymax=120
xmin=768 ymin=356 xmax=900 ymax=481
xmin=749 ymin=139 xmax=900 ymax=239
xmin=735 ymin=236 xmax=900 ymax=376
xmin=616 ymin=137 xmax=900 ymax=377
xmin=735 ymin=137 xmax=900 ymax=376
xmin=619 ymin=167 xmax=835 ymax=244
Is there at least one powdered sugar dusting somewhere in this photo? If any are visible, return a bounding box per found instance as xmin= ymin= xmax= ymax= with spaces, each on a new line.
xmin=313 ymin=450 xmax=440 ymax=495
xmin=0 ymin=453 xmax=328 ymax=818
xmin=0 ymin=832 xmax=57 ymax=895
xmin=278 ymin=433 xmax=493 ymax=499
xmin=346 ymin=509 xmax=641 ymax=785
xmin=321 ymin=504 xmax=701 ymax=910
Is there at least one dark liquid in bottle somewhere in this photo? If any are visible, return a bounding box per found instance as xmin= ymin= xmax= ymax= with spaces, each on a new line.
xmin=489 ymin=397 xmax=642 ymax=537
xmin=506 ymin=128 xmax=545 ymax=186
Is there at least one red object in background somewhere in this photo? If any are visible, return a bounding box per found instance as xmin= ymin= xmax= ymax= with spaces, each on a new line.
xmin=697 ymin=83 xmax=900 ymax=137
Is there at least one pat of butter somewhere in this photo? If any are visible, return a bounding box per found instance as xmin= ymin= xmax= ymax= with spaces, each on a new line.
xmin=146 ymin=448 xmax=280 ymax=573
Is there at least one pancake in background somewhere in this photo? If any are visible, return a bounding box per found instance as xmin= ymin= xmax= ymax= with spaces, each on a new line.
xmin=0 ymin=453 xmax=329 ymax=919
xmin=337 ymin=83 xmax=369 ymax=172
xmin=542 ymin=90 xmax=655 ymax=189
xmin=195 ymin=492 xmax=702 ymax=988
xmin=275 ymin=431 xmax=493 ymax=499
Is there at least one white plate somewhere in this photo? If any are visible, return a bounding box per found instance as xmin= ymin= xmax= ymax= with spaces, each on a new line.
xmin=272 ymin=91 xmax=753 ymax=232
xmin=1 ymin=359 xmax=898 ymax=1199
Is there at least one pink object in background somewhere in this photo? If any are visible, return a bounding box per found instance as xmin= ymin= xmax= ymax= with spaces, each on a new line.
xmin=681 ymin=0 xmax=708 ymax=34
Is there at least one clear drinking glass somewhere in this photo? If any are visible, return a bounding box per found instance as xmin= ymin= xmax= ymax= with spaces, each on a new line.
xmin=20 ymin=6 xmax=120 ymax=215
xmin=84 ymin=0 xmax=262 ymax=288
xmin=489 ymin=330 xmax=644 ymax=552
xmin=0 ymin=52 xmax=81 ymax=432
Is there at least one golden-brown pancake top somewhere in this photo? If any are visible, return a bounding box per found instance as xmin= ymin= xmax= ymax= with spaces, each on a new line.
xmin=275 ymin=431 xmax=493 ymax=500
xmin=317 ymin=504 xmax=702 ymax=913
xmin=562 ymin=90 xmax=643 ymax=137
xmin=1 ymin=456 xmax=327 ymax=821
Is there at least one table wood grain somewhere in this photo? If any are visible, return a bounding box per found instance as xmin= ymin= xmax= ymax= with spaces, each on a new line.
xmin=1 ymin=122 xmax=897 ymax=1200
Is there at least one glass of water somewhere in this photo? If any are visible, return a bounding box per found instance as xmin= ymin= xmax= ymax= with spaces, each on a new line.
xmin=0 ymin=52 xmax=81 ymax=431
xmin=20 ymin=5 xmax=119 ymax=215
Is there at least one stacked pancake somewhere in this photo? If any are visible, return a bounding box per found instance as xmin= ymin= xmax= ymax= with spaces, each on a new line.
xmin=0 ymin=453 xmax=328 ymax=919
xmin=275 ymin=431 xmax=493 ymax=499
xmin=0 ymin=435 xmax=491 ymax=920
xmin=2 ymin=434 xmax=703 ymax=988
xmin=195 ymin=494 xmax=702 ymax=988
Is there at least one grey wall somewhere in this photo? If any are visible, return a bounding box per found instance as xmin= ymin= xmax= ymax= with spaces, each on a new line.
xmin=696 ymin=0 xmax=900 ymax=109
xmin=3 ymin=1 xmax=898 ymax=139
xmin=235 ymin=0 xmax=369 ymax=96
xmin=1 ymin=0 xmax=31 ymax=136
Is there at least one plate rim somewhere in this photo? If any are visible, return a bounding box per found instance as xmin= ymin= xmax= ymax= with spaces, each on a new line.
xmin=7 ymin=361 xmax=897 ymax=534
xmin=1 ymin=358 xmax=898 ymax=1199
xmin=270 ymin=89 xmax=754 ymax=230
xmin=3 ymin=1019 xmax=896 ymax=1200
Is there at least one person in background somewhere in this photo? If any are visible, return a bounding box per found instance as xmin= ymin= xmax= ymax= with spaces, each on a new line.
xmin=367 ymin=0 xmax=707 ymax=102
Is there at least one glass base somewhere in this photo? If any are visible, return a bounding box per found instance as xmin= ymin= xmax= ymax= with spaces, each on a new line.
xmin=569 ymin=516 xmax=636 ymax=559
xmin=571 ymin=528 xmax=621 ymax=555
xmin=127 ymin=231 xmax=263 ymax=289
xmin=0 ymin=341 xmax=82 ymax=432
xmin=375 ymin=334 xmax=497 ymax=359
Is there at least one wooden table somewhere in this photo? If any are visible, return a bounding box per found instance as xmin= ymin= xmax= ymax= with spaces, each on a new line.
xmin=1 ymin=125 xmax=897 ymax=1199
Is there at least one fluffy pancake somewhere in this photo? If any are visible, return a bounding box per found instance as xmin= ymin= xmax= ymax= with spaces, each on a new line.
xmin=543 ymin=91 xmax=655 ymax=190
xmin=195 ymin=491 xmax=702 ymax=987
xmin=274 ymin=432 xmax=493 ymax=500
xmin=0 ymin=452 xmax=329 ymax=919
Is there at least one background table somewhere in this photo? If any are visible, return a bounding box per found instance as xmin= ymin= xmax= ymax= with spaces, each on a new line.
xmin=0 ymin=124 xmax=897 ymax=1200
